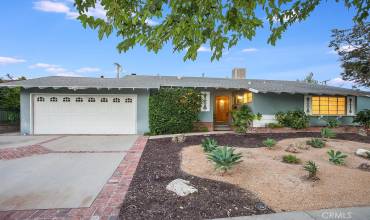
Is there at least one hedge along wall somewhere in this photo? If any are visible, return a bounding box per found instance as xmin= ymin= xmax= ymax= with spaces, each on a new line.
xmin=149 ymin=88 xmax=202 ymax=135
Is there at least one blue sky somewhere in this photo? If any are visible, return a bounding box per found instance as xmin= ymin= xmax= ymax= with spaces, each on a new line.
xmin=0 ymin=1 xmax=362 ymax=88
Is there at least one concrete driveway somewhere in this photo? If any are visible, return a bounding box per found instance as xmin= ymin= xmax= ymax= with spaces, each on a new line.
xmin=0 ymin=135 xmax=138 ymax=211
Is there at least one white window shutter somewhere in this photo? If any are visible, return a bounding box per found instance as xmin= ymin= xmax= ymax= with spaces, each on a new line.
xmin=304 ymin=95 xmax=312 ymax=115
xmin=200 ymin=91 xmax=210 ymax=112
xmin=346 ymin=96 xmax=355 ymax=116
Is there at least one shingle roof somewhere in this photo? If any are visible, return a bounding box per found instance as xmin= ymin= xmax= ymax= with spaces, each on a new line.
xmin=0 ymin=75 xmax=369 ymax=96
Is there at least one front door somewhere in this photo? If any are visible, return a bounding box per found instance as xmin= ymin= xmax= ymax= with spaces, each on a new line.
xmin=215 ymin=96 xmax=229 ymax=122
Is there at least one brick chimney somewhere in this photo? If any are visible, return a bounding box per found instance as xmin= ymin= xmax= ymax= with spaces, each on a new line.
xmin=232 ymin=68 xmax=246 ymax=79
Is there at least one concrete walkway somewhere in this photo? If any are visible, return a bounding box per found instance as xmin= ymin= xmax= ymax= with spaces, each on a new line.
xmin=215 ymin=207 xmax=370 ymax=220
xmin=149 ymin=131 xmax=234 ymax=139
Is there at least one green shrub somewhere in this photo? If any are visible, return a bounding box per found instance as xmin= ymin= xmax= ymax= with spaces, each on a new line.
xmin=306 ymin=138 xmax=325 ymax=148
xmin=282 ymin=154 xmax=301 ymax=164
xmin=321 ymin=128 xmax=336 ymax=139
xmin=263 ymin=138 xmax=277 ymax=149
xmin=231 ymin=105 xmax=261 ymax=133
xmin=266 ymin=122 xmax=283 ymax=128
xmin=149 ymin=88 xmax=202 ymax=135
xmin=327 ymin=149 xmax=347 ymax=165
xmin=201 ymin=137 xmax=218 ymax=152
xmin=275 ymin=110 xmax=309 ymax=129
xmin=323 ymin=117 xmax=341 ymax=128
xmin=207 ymin=146 xmax=243 ymax=173
xmin=353 ymin=109 xmax=370 ymax=129
xmin=304 ymin=160 xmax=319 ymax=178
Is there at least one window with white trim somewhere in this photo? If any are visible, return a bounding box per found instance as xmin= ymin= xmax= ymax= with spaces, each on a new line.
xmin=63 ymin=97 xmax=70 ymax=102
xmin=37 ymin=97 xmax=45 ymax=102
xmin=101 ymin=97 xmax=108 ymax=103
xmin=125 ymin=98 xmax=133 ymax=103
xmin=88 ymin=97 xmax=96 ymax=102
xmin=113 ymin=98 xmax=121 ymax=103
xmin=311 ymin=96 xmax=346 ymax=115
xmin=50 ymin=97 xmax=58 ymax=102
xmin=75 ymin=97 xmax=83 ymax=102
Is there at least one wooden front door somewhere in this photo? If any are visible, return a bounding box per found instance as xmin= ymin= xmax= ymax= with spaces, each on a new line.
xmin=215 ymin=96 xmax=229 ymax=122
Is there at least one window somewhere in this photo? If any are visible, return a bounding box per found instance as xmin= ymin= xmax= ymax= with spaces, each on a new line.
xmin=312 ymin=96 xmax=345 ymax=115
xmin=235 ymin=92 xmax=253 ymax=105
xmin=50 ymin=97 xmax=58 ymax=102
xmin=113 ymin=98 xmax=121 ymax=103
xmin=63 ymin=97 xmax=70 ymax=102
xmin=88 ymin=97 xmax=96 ymax=103
xmin=75 ymin=97 xmax=83 ymax=102
xmin=37 ymin=97 xmax=45 ymax=102
xmin=125 ymin=98 xmax=132 ymax=103
xmin=101 ymin=97 xmax=108 ymax=103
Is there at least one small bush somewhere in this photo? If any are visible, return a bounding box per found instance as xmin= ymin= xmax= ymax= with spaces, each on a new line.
xmin=207 ymin=146 xmax=243 ymax=173
xmin=201 ymin=137 xmax=218 ymax=152
xmin=263 ymin=138 xmax=277 ymax=149
xmin=267 ymin=123 xmax=283 ymax=128
xmin=275 ymin=110 xmax=309 ymax=129
xmin=321 ymin=128 xmax=336 ymax=139
xmin=353 ymin=109 xmax=370 ymax=129
xmin=327 ymin=149 xmax=347 ymax=165
xmin=304 ymin=160 xmax=319 ymax=179
xmin=323 ymin=118 xmax=341 ymax=128
xmin=282 ymin=154 xmax=301 ymax=164
xmin=231 ymin=105 xmax=261 ymax=133
xmin=306 ymin=138 xmax=325 ymax=148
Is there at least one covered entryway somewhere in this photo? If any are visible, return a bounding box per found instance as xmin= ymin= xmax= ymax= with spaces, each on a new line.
xmin=32 ymin=94 xmax=137 ymax=134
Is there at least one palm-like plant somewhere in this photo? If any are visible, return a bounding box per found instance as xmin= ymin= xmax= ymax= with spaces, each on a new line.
xmin=201 ymin=137 xmax=218 ymax=152
xmin=207 ymin=146 xmax=243 ymax=173
xmin=231 ymin=105 xmax=261 ymax=133
xmin=303 ymin=160 xmax=319 ymax=179
xmin=327 ymin=149 xmax=347 ymax=165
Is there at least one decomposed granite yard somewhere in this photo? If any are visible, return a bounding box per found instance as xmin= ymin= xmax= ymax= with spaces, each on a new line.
xmin=119 ymin=133 xmax=370 ymax=220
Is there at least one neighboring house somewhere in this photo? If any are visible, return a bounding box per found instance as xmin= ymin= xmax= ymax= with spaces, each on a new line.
xmin=0 ymin=68 xmax=369 ymax=135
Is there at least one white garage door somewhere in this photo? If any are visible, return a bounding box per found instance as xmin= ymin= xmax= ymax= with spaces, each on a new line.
xmin=33 ymin=94 xmax=137 ymax=134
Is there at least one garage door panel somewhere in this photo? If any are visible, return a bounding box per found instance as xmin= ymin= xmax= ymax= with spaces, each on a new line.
xmin=33 ymin=94 xmax=136 ymax=134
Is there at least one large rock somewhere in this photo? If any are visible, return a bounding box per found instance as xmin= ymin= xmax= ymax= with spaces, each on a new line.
xmin=166 ymin=179 xmax=198 ymax=196
xmin=355 ymin=149 xmax=370 ymax=158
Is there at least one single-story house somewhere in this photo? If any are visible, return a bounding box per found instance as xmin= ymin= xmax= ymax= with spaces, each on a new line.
xmin=1 ymin=68 xmax=369 ymax=135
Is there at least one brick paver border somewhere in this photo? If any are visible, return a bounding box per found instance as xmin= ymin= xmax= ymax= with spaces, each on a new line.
xmin=0 ymin=136 xmax=148 ymax=220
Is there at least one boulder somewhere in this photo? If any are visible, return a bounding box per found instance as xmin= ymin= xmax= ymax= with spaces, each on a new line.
xmin=172 ymin=134 xmax=186 ymax=143
xmin=358 ymin=163 xmax=370 ymax=172
xmin=355 ymin=149 xmax=370 ymax=158
xmin=285 ymin=145 xmax=300 ymax=153
xmin=166 ymin=179 xmax=198 ymax=196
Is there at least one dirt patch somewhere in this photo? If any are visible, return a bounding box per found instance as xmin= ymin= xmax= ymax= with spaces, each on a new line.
xmin=119 ymin=133 xmax=370 ymax=219
xmin=181 ymin=137 xmax=370 ymax=212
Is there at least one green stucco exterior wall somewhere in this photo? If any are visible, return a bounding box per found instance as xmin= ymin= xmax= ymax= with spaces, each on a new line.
xmin=357 ymin=96 xmax=370 ymax=111
xmin=20 ymin=88 xmax=150 ymax=134
xmin=251 ymin=92 xmax=304 ymax=114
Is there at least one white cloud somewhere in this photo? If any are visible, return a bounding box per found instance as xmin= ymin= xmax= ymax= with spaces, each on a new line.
xmin=328 ymin=45 xmax=358 ymax=55
xmin=29 ymin=63 xmax=57 ymax=69
xmin=0 ymin=56 xmax=26 ymax=65
xmin=326 ymin=77 xmax=355 ymax=88
xmin=145 ymin=19 xmax=159 ymax=26
xmin=242 ymin=48 xmax=258 ymax=53
xmin=197 ymin=46 xmax=211 ymax=52
xmin=33 ymin=1 xmax=78 ymax=19
xmin=29 ymin=62 xmax=85 ymax=77
xmin=76 ymin=67 xmax=100 ymax=73
xmin=86 ymin=3 xmax=106 ymax=19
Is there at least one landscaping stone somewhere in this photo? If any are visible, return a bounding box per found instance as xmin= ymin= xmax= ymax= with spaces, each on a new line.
xmin=358 ymin=128 xmax=368 ymax=136
xmin=358 ymin=163 xmax=370 ymax=172
xmin=355 ymin=149 xmax=370 ymax=158
xmin=166 ymin=179 xmax=198 ymax=196
xmin=172 ymin=134 xmax=186 ymax=143
xmin=285 ymin=145 xmax=300 ymax=153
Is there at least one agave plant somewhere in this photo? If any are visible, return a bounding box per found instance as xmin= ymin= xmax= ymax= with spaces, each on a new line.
xmin=321 ymin=128 xmax=336 ymax=139
xmin=207 ymin=146 xmax=243 ymax=173
xmin=303 ymin=160 xmax=319 ymax=179
xmin=201 ymin=137 xmax=218 ymax=152
xmin=306 ymin=138 xmax=325 ymax=148
xmin=327 ymin=149 xmax=347 ymax=165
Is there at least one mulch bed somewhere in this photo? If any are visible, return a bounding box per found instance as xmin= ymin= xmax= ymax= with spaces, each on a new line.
xmin=120 ymin=132 xmax=369 ymax=220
